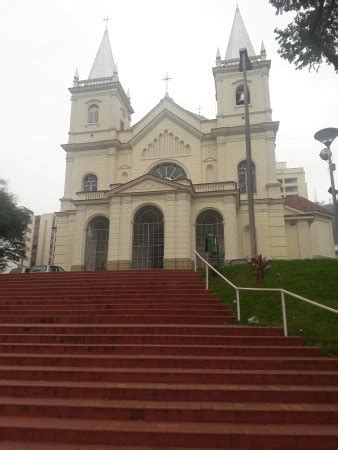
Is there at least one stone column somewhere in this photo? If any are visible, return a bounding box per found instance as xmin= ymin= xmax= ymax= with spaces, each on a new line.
xmin=163 ymin=193 xmax=176 ymax=269
xmin=223 ymin=196 xmax=239 ymax=261
xmin=71 ymin=205 xmax=86 ymax=271
xmin=107 ymin=196 xmax=121 ymax=270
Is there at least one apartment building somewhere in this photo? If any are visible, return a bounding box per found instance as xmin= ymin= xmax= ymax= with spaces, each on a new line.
xmin=276 ymin=162 xmax=308 ymax=198
xmin=30 ymin=213 xmax=57 ymax=267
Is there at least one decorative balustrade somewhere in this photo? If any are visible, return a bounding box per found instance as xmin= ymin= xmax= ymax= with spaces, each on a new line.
xmin=217 ymin=54 xmax=265 ymax=68
xmin=75 ymin=77 xmax=115 ymax=88
xmin=194 ymin=182 xmax=236 ymax=193
xmin=76 ymin=191 xmax=109 ymax=201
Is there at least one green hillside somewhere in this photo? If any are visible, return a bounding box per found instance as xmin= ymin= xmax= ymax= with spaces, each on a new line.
xmin=204 ymin=259 xmax=337 ymax=355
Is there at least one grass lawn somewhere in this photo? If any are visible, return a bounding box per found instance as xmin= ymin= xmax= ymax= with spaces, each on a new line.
xmin=203 ymin=259 xmax=337 ymax=356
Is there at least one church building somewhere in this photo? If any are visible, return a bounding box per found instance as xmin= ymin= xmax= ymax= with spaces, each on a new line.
xmin=54 ymin=7 xmax=335 ymax=271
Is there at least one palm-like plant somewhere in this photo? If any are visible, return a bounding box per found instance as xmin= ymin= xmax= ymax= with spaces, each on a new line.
xmin=250 ymin=254 xmax=271 ymax=285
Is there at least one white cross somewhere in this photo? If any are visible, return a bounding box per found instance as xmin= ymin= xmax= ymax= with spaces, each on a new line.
xmin=103 ymin=16 xmax=110 ymax=29
xmin=162 ymin=73 xmax=173 ymax=96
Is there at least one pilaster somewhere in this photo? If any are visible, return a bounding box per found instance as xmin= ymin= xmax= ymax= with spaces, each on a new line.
xmin=118 ymin=195 xmax=132 ymax=268
xmin=107 ymin=196 xmax=121 ymax=267
xmin=216 ymin=136 xmax=227 ymax=181
xmin=71 ymin=205 xmax=86 ymax=270
xmin=106 ymin=148 xmax=117 ymax=187
xmin=164 ymin=193 xmax=176 ymax=266
xmin=223 ymin=196 xmax=239 ymax=260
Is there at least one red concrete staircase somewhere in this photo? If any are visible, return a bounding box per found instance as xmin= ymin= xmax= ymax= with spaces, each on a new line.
xmin=0 ymin=269 xmax=336 ymax=449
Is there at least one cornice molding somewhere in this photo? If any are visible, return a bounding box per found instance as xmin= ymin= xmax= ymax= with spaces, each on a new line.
xmin=212 ymin=121 xmax=279 ymax=137
xmin=61 ymin=140 xmax=131 ymax=152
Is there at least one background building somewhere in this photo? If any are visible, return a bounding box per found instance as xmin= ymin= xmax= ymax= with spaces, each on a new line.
xmin=276 ymin=161 xmax=308 ymax=198
xmin=20 ymin=208 xmax=35 ymax=268
xmin=30 ymin=213 xmax=57 ymax=267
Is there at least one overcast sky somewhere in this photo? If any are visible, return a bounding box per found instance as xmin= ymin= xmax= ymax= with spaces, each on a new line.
xmin=1 ymin=0 xmax=337 ymax=214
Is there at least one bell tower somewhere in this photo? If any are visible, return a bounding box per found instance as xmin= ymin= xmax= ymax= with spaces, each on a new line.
xmin=213 ymin=7 xmax=272 ymax=128
xmin=68 ymin=28 xmax=133 ymax=144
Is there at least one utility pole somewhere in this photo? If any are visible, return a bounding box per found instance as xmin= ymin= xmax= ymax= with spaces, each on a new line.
xmin=239 ymin=48 xmax=257 ymax=258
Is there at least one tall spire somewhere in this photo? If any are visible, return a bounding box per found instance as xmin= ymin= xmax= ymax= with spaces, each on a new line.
xmin=88 ymin=29 xmax=117 ymax=79
xmin=225 ymin=7 xmax=255 ymax=60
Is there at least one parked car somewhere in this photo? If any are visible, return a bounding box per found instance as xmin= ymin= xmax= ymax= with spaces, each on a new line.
xmin=30 ymin=265 xmax=65 ymax=273
xmin=9 ymin=267 xmax=31 ymax=274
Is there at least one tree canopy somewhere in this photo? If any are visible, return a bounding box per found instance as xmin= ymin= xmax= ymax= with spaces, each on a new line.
xmin=0 ymin=180 xmax=30 ymax=272
xmin=269 ymin=0 xmax=337 ymax=71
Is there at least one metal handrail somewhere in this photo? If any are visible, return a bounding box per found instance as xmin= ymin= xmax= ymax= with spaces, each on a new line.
xmin=194 ymin=250 xmax=337 ymax=336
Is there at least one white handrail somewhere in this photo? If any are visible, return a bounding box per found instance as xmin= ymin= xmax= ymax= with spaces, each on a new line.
xmin=194 ymin=250 xmax=337 ymax=337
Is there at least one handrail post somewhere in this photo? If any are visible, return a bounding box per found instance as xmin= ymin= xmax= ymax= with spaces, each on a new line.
xmin=194 ymin=252 xmax=197 ymax=272
xmin=281 ymin=291 xmax=288 ymax=336
xmin=206 ymin=263 xmax=209 ymax=290
xmin=236 ymin=289 xmax=241 ymax=322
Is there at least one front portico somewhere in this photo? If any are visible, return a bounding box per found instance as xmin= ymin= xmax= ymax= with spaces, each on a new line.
xmin=65 ymin=174 xmax=239 ymax=271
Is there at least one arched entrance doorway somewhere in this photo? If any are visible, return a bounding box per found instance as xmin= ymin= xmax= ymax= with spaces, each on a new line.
xmin=132 ymin=205 xmax=164 ymax=269
xmin=84 ymin=216 xmax=109 ymax=271
xmin=195 ymin=209 xmax=224 ymax=267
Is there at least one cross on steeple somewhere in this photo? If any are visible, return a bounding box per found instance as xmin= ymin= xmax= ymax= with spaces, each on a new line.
xmin=162 ymin=72 xmax=173 ymax=97
xmin=103 ymin=16 xmax=110 ymax=29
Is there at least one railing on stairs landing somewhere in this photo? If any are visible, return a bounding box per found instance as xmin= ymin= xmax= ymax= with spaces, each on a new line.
xmin=194 ymin=250 xmax=338 ymax=337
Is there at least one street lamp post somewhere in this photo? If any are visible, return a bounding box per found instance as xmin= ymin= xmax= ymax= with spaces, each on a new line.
xmin=314 ymin=127 xmax=338 ymax=243
xmin=239 ymin=48 xmax=257 ymax=258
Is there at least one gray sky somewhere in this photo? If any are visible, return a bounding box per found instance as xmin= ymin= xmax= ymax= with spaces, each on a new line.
xmin=1 ymin=0 xmax=337 ymax=214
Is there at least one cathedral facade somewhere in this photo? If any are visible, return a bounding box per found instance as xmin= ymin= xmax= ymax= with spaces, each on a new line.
xmin=54 ymin=8 xmax=335 ymax=271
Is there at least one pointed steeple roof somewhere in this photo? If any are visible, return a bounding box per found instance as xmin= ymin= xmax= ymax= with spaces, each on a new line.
xmin=225 ymin=7 xmax=255 ymax=60
xmin=88 ymin=29 xmax=116 ymax=79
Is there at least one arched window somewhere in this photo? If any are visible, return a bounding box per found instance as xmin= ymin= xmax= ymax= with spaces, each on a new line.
xmin=236 ymin=84 xmax=250 ymax=105
xmin=195 ymin=209 xmax=224 ymax=267
xmin=83 ymin=173 xmax=98 ymax=192
xmin=88 ymin=104 xmax=99 ymax=124
xmin=150 ymin=163 xmax=187 ymax=181
xmin=238 ymin=160 xmax=256 ymax=194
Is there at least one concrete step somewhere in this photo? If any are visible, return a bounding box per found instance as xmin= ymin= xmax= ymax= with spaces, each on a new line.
xmin=0 ymin=416 xmax=336 ymax=448
xmin=1 ymin=397 xmax=337 ymax=424
xmin=0 ymin=353 xmax=335 ymax=370
xmin=0 ymin=380 xmax=336 ymax=403
xmin=0 ymin=343 xmax=322 ymax=357
xmin=0 ymin=365 xmax=335 ymax=385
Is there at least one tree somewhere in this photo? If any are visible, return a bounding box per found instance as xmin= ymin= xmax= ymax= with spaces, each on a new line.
xmin=269 ymin=0 xmax=337 ymax=71
xmin=0 ymin=180 xmax=30 ymax=272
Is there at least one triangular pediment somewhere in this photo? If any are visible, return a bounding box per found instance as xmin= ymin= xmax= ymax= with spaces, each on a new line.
xmin=203 ymin=156 xmax=217 ymax=162
xmin=130 ymin=97 xmax=205 ymax=146
xmin=108 ymin=174 xmax=192 ymax=195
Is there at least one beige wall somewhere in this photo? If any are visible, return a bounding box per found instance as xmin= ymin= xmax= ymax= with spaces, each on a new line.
xmin=285 ymin=213 xmax=335 ymax=260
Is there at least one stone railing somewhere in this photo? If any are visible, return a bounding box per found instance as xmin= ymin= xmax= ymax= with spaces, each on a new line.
xmin=76 ymin=191 xmax=109 ymax=201
xmin=217 ymin=54 xmax=265 ymax=68
xmin=194 ymin=182 xmax=236 ymax=193
xmin=75 ymin=77 xmax=116 ymax=88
